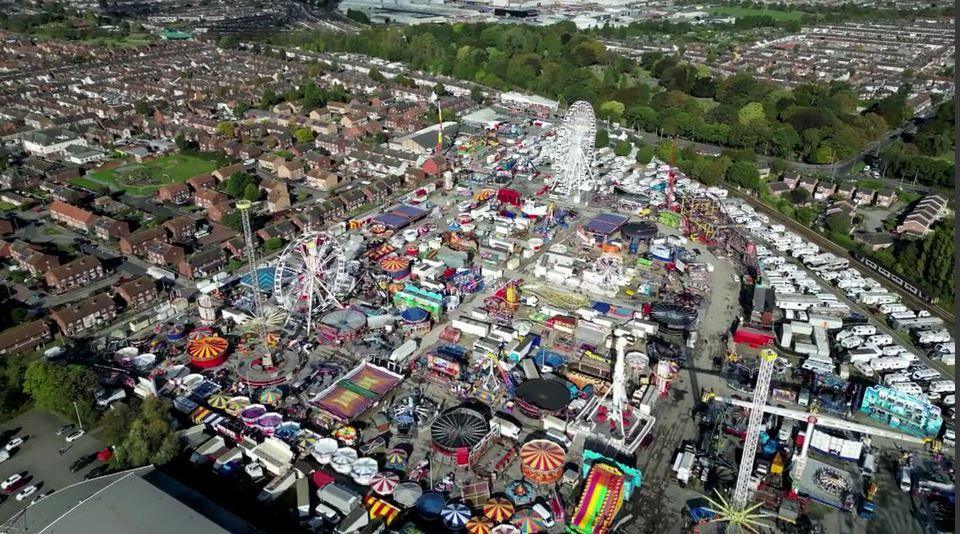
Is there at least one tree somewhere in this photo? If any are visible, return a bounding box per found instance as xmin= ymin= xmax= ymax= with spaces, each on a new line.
xmin=794 ymin=207 xmax=818 ymax=226
xmin=294 ymin=127 xmax=314 ymax=144
xmin=599 ymin=100 xmax=625 ymax=123
xmin=368 ymin=68 xmax=386 ymax=83
xmin=470 ymin=85 xmax=485 ymax=104
xmin=133 ymin=100 xmax=150 ymax=115
xmin=224 ymin=172 xmax=257 ymax=199
xmin=112 ymin=397 xmax=180 ymax=469
xmin=216 ymin=122 xmax=236 ymax=139
xmin=23 ymin=361 xmax=98 ymax=425
xmin=635 ymin=145 xmax=655 ymax=164
xmin=737 ymin=102 xmax=766 ymax=125
xmin=263 ymin=238 xmax=284 ymax=253
xmin=726 ymin=161 xmax=762 ymax=190
xmin=824 ymin=213 xmax=851 ymax=235
xmin=243 ymin=183 xmax=261 ymax=202
xmin=787 ymin=187 xmax=811 ymax=205
xmin=217 ymin=35 xmax=239 ymax=49
xmin=222 ymin=210 xmax=242 ymax=231
xmin=595 ymin=128 xmax=609 ymax=148
xmin=346 ymin=9 xmax=370 ymax=24
xmin=613 ymin=139 xmax=632 ymax=157
xmin=433 ymin=83 xmax=447 ymax=98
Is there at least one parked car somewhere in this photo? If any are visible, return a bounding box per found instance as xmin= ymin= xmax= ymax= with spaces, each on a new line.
xmin=70 ymin=454 xmax=97 ymax=473
xmin=84 ymin=465 xmax=111 ymax=480
xmin=1 ymin=474 xmax=22 ymax=491
xmin=15 ymin=485 xmax=36 ymax=501
xmin=4 ymin=437 xmax=24 ymax=451
xmin=56 ymin=424 xmax=75 ymax=436
xmin=65 ymin=430 xmax=85 ymax=443
xmin=31 ymin=490 xmax=53 ymax=505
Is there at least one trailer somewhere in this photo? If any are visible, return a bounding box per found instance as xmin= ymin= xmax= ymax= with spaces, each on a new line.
xmin=870 ymin=356 xmax=911 ymax=372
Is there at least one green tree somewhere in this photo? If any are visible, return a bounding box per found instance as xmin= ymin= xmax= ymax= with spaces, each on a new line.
xmin=224 ymin=172 xmax=257 ymax=199
xmin=134 ymin=100 xmax=150 ymax=115
xmin=346 ymin=9 xmax=370 ymax=24
xmin=726 ymin=161 xmax=762 ymax=190
xmin=242 ymin=183 xmax=261 ymax=201
xmin=222 ymin=210 xmax=242 ymax=231
xmin=635 ymin=145 xmax=655 ymax=164
xmin=294 ymin=127 xmax=314 ymax=144
xmin=216 ymin=122 xmax=236 ymax=139
xmin=794 ymin=207 xmax=818 ymax=226
xmin=787 ymin=187 xmax=811 ymax=205
xmin=613 ymin=139 xmax=632 ymax=157
xmin=737 ymin=102 xmax=766 ymax=125
xmin=23 ymin=361 xmax=98 ymax=424
xmin=112 ymin=397 xmax=180 ymax=468
xmin=595 ymin=128 xmax=609 ymax=148
xmin=470 ymin=85 xmax=485 ymax=104
xmin=217 ymin=35 xmax=239 ymax=49
xmin=368 ymin=68 xmax=386 ymax=83
xmin=599 ymin=100 xmax=626 ymax=123
xmin=824 ymin=213 xmax=851 ymax=235
xmin=263 ymin=238 xmax=284 ymax=252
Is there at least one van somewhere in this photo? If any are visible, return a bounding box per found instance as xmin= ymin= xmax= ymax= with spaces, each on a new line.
xmin=531 ymin=503 xmax=556 ymax=528
xmin=797 ymin=391 xmax=810 ymax=407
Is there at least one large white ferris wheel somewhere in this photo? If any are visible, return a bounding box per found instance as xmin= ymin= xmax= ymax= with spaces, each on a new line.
xmin=274 ymin=231 xmax=354 ymax=333
xmin=551 ymin=101 xmax=597 ymax=200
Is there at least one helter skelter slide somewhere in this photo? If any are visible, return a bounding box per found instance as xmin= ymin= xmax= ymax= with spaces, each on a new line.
xmin=566 ymin=462 xmax=625 ymax=534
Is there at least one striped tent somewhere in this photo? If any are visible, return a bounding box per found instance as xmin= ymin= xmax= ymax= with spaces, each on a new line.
xmin=365 ymin=495 xmax=401 ymax=525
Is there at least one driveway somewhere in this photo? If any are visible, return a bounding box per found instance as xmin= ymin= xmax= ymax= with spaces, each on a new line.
xmin=0 ymin=410 xmax=105 ymax=525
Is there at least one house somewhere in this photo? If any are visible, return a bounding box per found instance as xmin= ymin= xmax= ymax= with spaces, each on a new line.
xmin=813 ymin=181 xmax=836 ymax=202
xmin=835 ymin=183 xmax=855 ymax=199
xmin=49 ymin=200 xmax=98 ymax=232
xmin=222 ymin=237 xmax=247 ymax=258
xmin=51 ymin=293 xmax=117 ymax=337
xmin=420 ymin=155 xmax=448 ymax=176
xmin=212 ymin=163 xmax=245 ymax=182
xmin=305 ymin=168 xmax=343 ymax=191
xmin=825 ymin=199 xmax=856 ymax=219
xmin=874 ymin=189 xmax=896 ymax=208
xmin=20 ymin=127 xmax=86 ymax=157
xmin=781 ymin=172 xmax=800 ymax=189
xmin=857 ymin=232 xmax=895 ymax=251
xmin=93 ymin=196 xmax=129 ymax=215
xmin=177 ymin=248 xmax=226 ymax=280
xmin=145 ymin=241 xmax=185 ymax=266
xmin=853 ymin=188 xmax=876 ymax=206
xmin=115 ymin=276 xmax=158 ymax=309
xmin=93 ymin=216 xmax=130 ymax=241
xmin=157 ymin=182 xmax=191 ymax=204
xmin=336 ymin=188 xmax=368 ymax=212
xmin=119 ymin=227 xmax=166 ymax=256
xmin=258 ymin=154 xmax=281 ymax=171
xmin=797 ymin=177 xmax=818 ymax=194
xmin=207 ymin=202 xmax=233 ymax=223
xmin=195 ymin=188 xmax=229 ymax=209
xmin=767 ymin=182 xmax=792 ymax=197
xmin=362 ymin=181 xmax=391 ymax=204
xmin=267 ymin=188 xmax=291 ymax=213
xmin=276 ymin=159 xmax=305 ymax=180
xmin=163 ymin=216 xmax=196 ymax=241
xmin=45 ymin=255 xmax=106 ymax=293
xmin=0 ymin=320 xmax=52 ymax=355
xmin=896 ymin=194 xmax=949 ymax=237
xmin=186 ymin=174 xmax=217 ymax=192
xmin=6 ymin=240 xmax=59 ymax=276
xmin=256 ymin=220 xmax=297 ymax=243
xmin=63 ymin=144 xmax=107 ymax=165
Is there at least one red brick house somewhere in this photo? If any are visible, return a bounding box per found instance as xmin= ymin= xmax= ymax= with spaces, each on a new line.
xmin=195 ymin=188 xmax=229 ymax=209
xmin=51 ymin=293 xmax=117 ymax=337
xmin=45 ymin=255 xmax=106 ymax=293
xmin=119 ymin=227 xmax=166 ymax=256
xmin=0 ymin=320 xmax=52 ymax=355
xmin=163 ymin=216 xmax=195 ymax=241
xmin=156 ymin=182 xmax=191 ymax=204
xmin=115 ymin=276 xmax=158 ymax=309
xmin=145 ymin=241 xmax=185 ymax=266
xmin=49 ymin=200 xmax=98 ymax=232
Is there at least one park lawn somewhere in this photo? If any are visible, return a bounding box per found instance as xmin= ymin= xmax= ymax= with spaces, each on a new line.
xmin=78 ymin=153 xmax=219 ymax=196
xmin=0 ymin=201 xmax=17 ymax=212
xmin=710 ymin=6 xmax=806 ymax=21
xmin=69 ymin=176 xmax=107 ymax=192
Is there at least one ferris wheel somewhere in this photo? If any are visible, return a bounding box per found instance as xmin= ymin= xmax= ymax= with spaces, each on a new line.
xmin=589 ymin=254 xmax=628 ymax=287
xmin=274 ymin=231 xmax=354 ymax=333
xmin=551 ymin=101 xmax=597 ymax=199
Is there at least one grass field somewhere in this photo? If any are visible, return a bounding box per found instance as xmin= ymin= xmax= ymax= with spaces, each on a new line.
xmin=0 ymin=201 xmax=17 ymax=212
xmin=710 ymin=6 xmax=806 ymax=21
xmin=73 ymin=153 xmax=218 ymax=196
